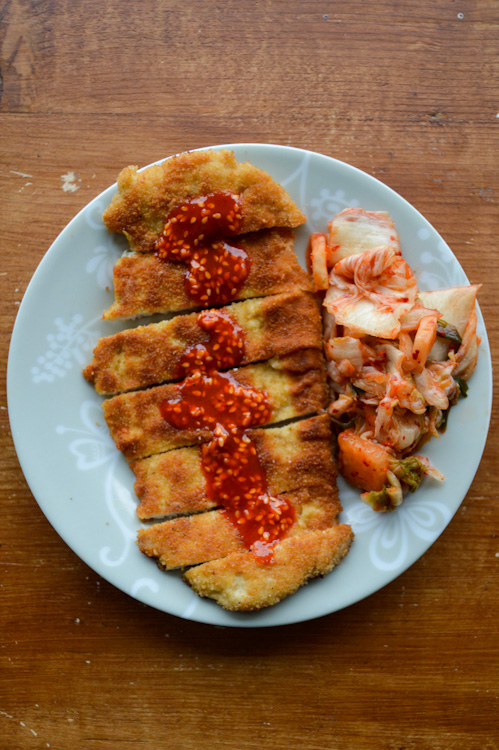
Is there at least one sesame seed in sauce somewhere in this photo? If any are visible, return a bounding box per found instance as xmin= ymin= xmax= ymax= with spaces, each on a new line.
xmin=154 ymin=192 xmax=249 ymax=307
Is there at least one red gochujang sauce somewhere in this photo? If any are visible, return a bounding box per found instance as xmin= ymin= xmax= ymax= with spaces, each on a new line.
xmin=155 ymin=193 xmax=251 ymax=307
xmin=159 ymin=308 xmax=295 ymax=562
xmin=173 ymin=309 xmax=245 ymax=379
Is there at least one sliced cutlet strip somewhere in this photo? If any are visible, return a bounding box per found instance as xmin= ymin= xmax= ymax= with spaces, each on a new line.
xmin=132 ymin=414 xmax=337 ymax=520
xmin=103 ymin=149 xmax=306 ymax=254
xmin=137 ymin=482 xmax=342 ymax=570
xmin=102 ymin=348 xmax=328 ymax=461
xmin=183 ymin=524 xmax=354 ymax=611
xmin=85 ymin=290 xmax=322 ymax=395
xmin=103 ymin=228 xmax=312 ymax=320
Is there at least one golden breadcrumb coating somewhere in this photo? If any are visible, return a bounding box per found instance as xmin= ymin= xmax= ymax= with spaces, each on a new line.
xmin=103 ymin=149 xmax=306 ymax=253
xmin=132 ymin=415 xmax=337 ymax=520
xmin=85 ymin=291 xmax=322 ymax=395
xmin=102 ymin=348 xmax=328 ymax=461
xmin=183 ymin=524 xmax=354 ymax=611
xmin=84 ymin=151 xmax=353 ymax=611
xmin=103 ymin=228 xmax=313 ymax=320
xmin=137 ymin=482 xmax=342 ymax=570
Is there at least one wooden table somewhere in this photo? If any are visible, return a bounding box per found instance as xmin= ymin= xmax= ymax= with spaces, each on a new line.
xmin=1 ymin=2 xmax=497 ymax=748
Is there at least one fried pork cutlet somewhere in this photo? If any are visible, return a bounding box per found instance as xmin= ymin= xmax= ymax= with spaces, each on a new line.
xmin=102 ymin=149 xmax=306 ymax=254
xmin=132 ymin=415 xmax=336 ymax=520
xmin=183 ymin=524 xmax=354 ymax=611
xmin=102 ymin=348 xmax=328 ymax=461
xmin=85 ymin=291 xmax=322 ymax=395
xmin=137 ymin=482 xmax=342 ymax=570
xmin=89 ymin=151 xmax=354 ymax=612
xmin=103 ymin=227 xmax=313 ymax=320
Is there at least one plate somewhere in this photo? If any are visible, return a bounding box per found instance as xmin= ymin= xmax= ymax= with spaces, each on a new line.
xmin=7 ymin=144 xmax=492 ymax=627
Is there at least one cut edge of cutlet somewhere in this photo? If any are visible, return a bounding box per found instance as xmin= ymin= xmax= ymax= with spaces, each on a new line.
xmin=101 ymin=348 xmax=328 ymax=461
xmin=84 ymin=290 xmax=322 ymax=396
xmin=102 ymin=227 xmax=313 ymax=321
xmin=132 ymin=414 xmax=337 ymax=520
xmin=137 ymin=481 xmax=342 ymax=571
xmin=182 ymin=524 xmax=354 ymax=611
xmin=102 ymin=149 xmax=306 ymax=254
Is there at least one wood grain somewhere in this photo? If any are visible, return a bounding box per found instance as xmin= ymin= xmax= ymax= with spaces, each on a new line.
xmin=1 ymin=1 xmax=498 ymax=749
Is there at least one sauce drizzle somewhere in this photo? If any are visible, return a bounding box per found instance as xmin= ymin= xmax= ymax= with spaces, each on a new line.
xmin=155 ymin=192 xmax=250 ymax=307
xmin=175 ymin=309 xmax=245 ymax=377
xmin=160 ymin=309 xmax=295 ymax=562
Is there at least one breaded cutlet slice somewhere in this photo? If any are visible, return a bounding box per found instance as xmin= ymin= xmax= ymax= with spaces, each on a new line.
xmin=137 ymin=482 xmax=342 ymax=570
xmin=102 ymin=228 xmax=312 ymax=320
xmin=183 ymin=524 xmax=354 ymax=611
xmin=102 ymin=348 xmax=328 ymax=461
xmin=102 ymin=149 xmax=306 ymax=254
xmin=85 ymin=291 xmax=322 ymax=395
xmin=132 ymin=415 xmax=336 ymax=520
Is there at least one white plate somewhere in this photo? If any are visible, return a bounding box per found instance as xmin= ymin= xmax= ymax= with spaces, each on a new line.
xmin=7 ymin=144 xmax=492 ymax=627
